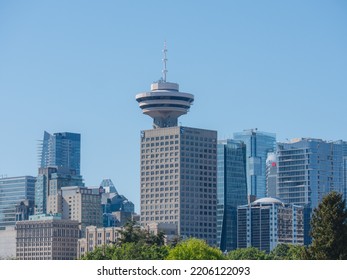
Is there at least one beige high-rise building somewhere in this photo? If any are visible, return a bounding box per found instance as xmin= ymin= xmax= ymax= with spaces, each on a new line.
xmin=139 ymin=127 xmax=217 ymax=244
xmin=47 ymin=186 xmax=102 ymax=237
xmin=135 ymin=45 xmax=217 ymax=245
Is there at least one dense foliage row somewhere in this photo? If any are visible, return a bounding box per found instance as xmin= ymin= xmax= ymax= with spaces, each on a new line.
xmin=81 ymin=191 xmax=347 ymax=260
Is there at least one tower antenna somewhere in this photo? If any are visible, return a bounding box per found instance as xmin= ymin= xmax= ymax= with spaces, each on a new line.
xmin=162 ymin=41 xmax=168 ymax=82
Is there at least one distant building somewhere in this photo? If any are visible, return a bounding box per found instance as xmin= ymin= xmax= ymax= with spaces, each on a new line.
xmin=335 ymin=140 xmax=347 ymax=201
xmin=15 ymin=199 xmax=34 ymax=222
xmin=39 ymin=131 xmax=81 ymax=175
xmin=86 ymin=179 xmax=135 ymax=227
xmin=237 ymin=197 xmax=304 ymax=253
xmin=100 ymin=179 xmax=118 ymax=193
xmin=77 ymin=226 xmax=122 ymax=259
xmin=0 ymin=176 xmax=36 ymax=227
xmin=16 ymin=214 xmax=79 ymax=260
xmin=35 ymin=166 xmax=84 ymax=215
xmin=47 ymin=186 xmax=102 ymax=237
xmin=233 ymin=129 xmax=276 ymax=199
xmin=0 ymin=226 xmax=16 ymax=259
xmin=277 ymin=138 xmax=344 ymax=244
xmin=266 ymin=152 xmax=277 ymax=197
xmin=217 ymin=139 xmax=247 ymax=252
xmin=100 ymin=182 xmax=135 ymax=227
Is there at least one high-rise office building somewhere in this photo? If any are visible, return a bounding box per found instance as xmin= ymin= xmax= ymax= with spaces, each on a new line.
xmin=276 ymin=138 xmax=344 ymax=244
xmin=237 ymin=197 xmax=304 ymax=253
xmin=234 ymin=129 xmax=276 ymax=199
xmin=0 ymin=176 xmax=36 ymax=227
xmin=136 ymin=45 xmax=217 ymax=245
xmin=217 ymin=139 xmax=247 ymax=252
xmin=39 ymin=131 xmax=81 ymax=175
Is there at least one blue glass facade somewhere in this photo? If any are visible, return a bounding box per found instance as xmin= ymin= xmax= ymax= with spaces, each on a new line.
xmin=0 ymin=176 xmax=36 ymax=227
xmin=40 ymin=131 xmax=81 ymax=175
xmin=277 ymin=138 xmax=344 ymax=244
xmin=335 ymin=140 xmax=347 ymax=201
xmin=217 ymin=139 xmax=247 ymax=252
xmin=233 ymin=129 xmax=276 ymax=199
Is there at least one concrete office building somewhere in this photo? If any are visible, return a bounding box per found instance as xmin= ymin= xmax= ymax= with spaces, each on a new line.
xmin=16 ymin=214 xmax=79 ymax=260
xmin=217 ymin=139 xmax=247 ymax=252
xmin=234 ymin=129 xmax=276 ymax=199
xmin=136 ymin=44 xmax=217 ymax=245
xmin=237 ymin=197 xmax=304 ymax=253
xmin=47 ymin=186 xmax=102 ymax=237
xmin=0 ymin=176 xmax=36 ymax=227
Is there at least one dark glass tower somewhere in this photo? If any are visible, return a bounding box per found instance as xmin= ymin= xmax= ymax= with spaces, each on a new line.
xmin=217 ymin=139 xmax=247 ymax=252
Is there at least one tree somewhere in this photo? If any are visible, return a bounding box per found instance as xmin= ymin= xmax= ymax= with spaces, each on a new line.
xmin=165 ymin=238 xmax=225 ymax=260
xmin=110 ymin=243 xmax=169 ymax=260
xmin=268 ymin=243 xmax=308 ymax=260
xmin=308 ymin=191 xmax=347 ymax=260
xmin=226 ymin=247 xmax=269 ymax=260
xmin=117 ymin=220 xmax=147 ymax=244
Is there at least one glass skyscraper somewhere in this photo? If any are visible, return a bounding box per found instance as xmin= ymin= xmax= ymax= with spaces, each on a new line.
xmin=277 ymin=138 xmax=344 ymax=210
xmin=217 ymin=139 xmax=247 ymax=252
xmin=39 ymin=131 xmax=81 ymax=175
xmin=0 ymin=176 xmax=36 ymax=227
xmin=276 ymin=138 xmax=344 ymax=244
xmin=233 ymin=129 xmax=276 ymax=199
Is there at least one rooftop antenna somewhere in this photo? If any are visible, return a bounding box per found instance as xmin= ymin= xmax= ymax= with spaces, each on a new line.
xmin=162 ymin=41 xmax=168 ymax=82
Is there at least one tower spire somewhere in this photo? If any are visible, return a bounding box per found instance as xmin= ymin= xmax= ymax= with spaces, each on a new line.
xmin=162 ymin=41 xmax=168 ymax=82
xmin=136 ymin=43 xmax=194 ymax=128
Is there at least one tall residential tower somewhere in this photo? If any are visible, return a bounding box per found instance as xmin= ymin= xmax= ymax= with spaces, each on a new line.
xmin=136 ymin=45 xmax=217 ymax=245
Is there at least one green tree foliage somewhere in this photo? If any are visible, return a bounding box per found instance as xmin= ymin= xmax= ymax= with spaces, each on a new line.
xmin=81 ymin=243 xmax=169 ymax=260
xmin=268 ymin=243 xmax=308 ymax=260
xmin=308 ymin=191 xmax=347 ymax=259
xmin=226 ymin=247 xmax=269 ymax=260
xmin=117 ymin=220 xmax=165 ymax=246
xmin=165 ymin=238 xmax=225 ymax=260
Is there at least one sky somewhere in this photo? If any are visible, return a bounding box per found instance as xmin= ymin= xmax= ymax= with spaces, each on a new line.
xmin=0 ymin=0 xmax=346 ymax=211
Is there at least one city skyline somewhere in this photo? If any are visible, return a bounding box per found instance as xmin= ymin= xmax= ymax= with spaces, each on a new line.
xmin=1 ymin=1 xmax=347 ymax=210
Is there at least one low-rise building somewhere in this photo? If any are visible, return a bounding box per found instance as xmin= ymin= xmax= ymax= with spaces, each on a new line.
xmin=16 ymin=214 xmax=79 ymax=260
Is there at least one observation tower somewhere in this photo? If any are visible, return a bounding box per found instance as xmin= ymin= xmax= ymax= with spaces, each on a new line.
xmin=135 ymin=43 xmax=194 ymax=128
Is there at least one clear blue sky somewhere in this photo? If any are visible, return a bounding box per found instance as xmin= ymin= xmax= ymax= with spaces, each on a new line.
xmin=1 ymin=0 xmax=346 ymax=210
